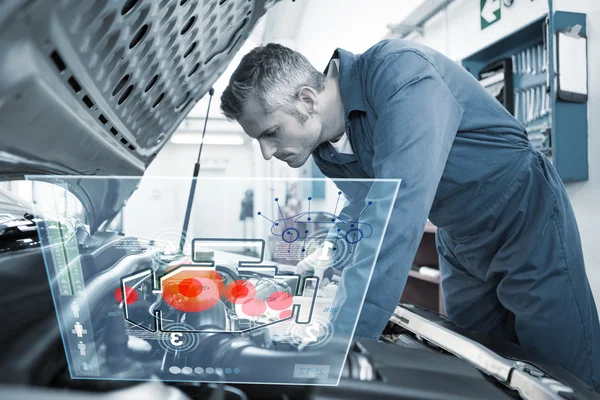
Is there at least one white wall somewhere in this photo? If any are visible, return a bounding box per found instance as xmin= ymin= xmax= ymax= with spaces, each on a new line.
xmin=407 ymin=0 xmax=600 ymax=308
xmin=294 ymin=0 xmax=424 ymax=69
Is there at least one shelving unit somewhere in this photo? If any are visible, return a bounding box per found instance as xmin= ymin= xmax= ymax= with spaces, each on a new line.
xmin=401 ymin=221 xmax=444 ymax=315
xmin=461 ymin=11 xmax=588 ymax=182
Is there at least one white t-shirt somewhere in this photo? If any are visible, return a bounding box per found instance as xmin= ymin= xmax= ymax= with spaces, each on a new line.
xmin=330 ymin=132 xmax=354 ymax=155
xmin=327 ymin=58 xmax=355 ymax=155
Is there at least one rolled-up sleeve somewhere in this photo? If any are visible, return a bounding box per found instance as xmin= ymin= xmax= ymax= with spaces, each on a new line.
xmin=340 ymin=50 xmax=464 ymax=338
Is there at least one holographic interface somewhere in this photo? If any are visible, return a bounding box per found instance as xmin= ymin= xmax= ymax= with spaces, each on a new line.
xmin=26 ymin=176 xmax=400 ymax=385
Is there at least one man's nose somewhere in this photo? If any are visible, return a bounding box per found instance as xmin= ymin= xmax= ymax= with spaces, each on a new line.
xmin=258 ymin=139 xmax=276 ymax=161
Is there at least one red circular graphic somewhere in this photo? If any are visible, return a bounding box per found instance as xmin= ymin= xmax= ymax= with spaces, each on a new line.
xmin=224 ymin=280 xmax=256 ymax=304
xmin=241 ymin=298 xmax=267 ymax=317
xmin=178 ymin=278 xmax=204 ymax=297
xmin=232 ymin=283 xmax=249 ymax=298
xmin=162 ymin=270 xmax=225 ymax=312
xmin=267 ymin=291 xmax=293 ymax=310
xmin=279 ymin=310 xmax=293 ymax=319
xmin=115 ymin=286 xmax=138 ymax=305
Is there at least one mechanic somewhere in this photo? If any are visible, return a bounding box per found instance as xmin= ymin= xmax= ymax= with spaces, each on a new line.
xmin=219 ymin=40 xmax=600 ymax=390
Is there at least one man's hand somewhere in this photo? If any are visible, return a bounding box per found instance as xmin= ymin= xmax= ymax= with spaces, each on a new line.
xmin=295 ymin=246 xmax=337 ymax=287
xmin=294 ymin=250 xmax=318 ymax=276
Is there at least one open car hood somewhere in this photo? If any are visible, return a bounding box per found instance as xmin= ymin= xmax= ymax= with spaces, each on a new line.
xmin=0 ymin=0 xmax=274 ymax=232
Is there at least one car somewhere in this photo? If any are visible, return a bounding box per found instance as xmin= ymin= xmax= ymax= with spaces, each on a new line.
xmin=0 ymin=1 xmax=598 ymax=399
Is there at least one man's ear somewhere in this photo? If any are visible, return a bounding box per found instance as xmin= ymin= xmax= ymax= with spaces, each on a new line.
xmin=297 ymin=86 xmax=318 ymax=114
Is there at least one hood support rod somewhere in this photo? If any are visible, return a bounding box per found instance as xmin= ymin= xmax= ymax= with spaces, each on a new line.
xmin=179 ymin=88 xmax=215 ymax=253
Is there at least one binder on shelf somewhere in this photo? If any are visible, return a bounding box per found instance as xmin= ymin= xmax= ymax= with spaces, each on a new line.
xmin=479 ymin=58 xmax=514 ymax=115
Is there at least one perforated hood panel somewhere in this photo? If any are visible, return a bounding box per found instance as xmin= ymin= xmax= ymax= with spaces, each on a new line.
xmin=0 ymin=0 xmax=274 ymax=231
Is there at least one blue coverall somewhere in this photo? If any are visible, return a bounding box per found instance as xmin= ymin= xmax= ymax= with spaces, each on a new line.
xmin=312 ymin=39 xmax=600 ymax=390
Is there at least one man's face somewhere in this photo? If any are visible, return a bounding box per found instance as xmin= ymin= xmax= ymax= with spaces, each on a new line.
xmin=237 ymin=97 xmax=324 ymax=168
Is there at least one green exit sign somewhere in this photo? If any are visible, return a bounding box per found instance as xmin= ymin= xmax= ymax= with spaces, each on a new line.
xmin=481 ymin=0 xmax=501 ymax=30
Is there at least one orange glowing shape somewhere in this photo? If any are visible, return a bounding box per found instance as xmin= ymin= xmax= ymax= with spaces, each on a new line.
xmin=162 ymin=269 xmax=225 ymax=312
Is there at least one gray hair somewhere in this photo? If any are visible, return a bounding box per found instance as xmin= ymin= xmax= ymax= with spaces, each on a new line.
xmin=220 ymin=43 xmax=326 ymax=122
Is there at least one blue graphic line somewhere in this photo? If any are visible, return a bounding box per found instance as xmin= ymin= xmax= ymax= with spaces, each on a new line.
xmin=302 ymin=230 xmax=309 ymax=252
xmin=275 ymin=198 xmax=287 ymax=228
xmin=257 ymin=212 xmax=275 ymax=224
xmin=355 ymin=201 xmax=373 ymax=225
xmin=307 ymin=197 xmax=312 ymax=221
xmin=332 ymin=191 xmax=342 ymax=221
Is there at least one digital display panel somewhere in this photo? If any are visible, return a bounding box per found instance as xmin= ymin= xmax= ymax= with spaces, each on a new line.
xmin=26 ymin=176 xmax=399 ymax=385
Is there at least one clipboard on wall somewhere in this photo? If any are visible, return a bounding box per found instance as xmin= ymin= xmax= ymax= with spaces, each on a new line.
xmin=555 ymin=28 xmax=588 ymax=103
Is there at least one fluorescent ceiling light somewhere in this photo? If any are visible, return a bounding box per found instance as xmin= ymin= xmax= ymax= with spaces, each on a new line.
xmin=170 ymin=133 xmax=245 ymax=145
xmin=177 ymin=118 xmax=243 ymax=133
